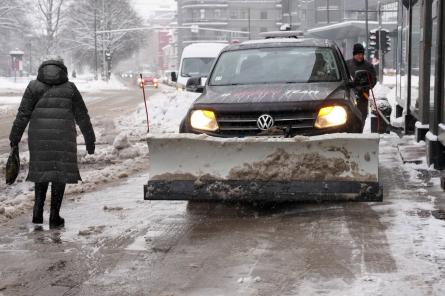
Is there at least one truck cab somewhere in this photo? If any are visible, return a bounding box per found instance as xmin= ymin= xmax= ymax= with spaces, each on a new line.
xmin=180 ymin=34 xmax=367 ymax=137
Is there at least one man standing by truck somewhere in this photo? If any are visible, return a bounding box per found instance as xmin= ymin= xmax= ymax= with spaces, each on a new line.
xmin=347 ymin=43 xmax=377 ymax=130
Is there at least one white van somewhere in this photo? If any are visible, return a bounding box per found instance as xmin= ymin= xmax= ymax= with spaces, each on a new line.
xmin=173 ymin=43 xmax=228 ymax=90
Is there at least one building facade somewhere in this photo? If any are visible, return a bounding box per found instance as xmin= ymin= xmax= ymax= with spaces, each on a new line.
xmin=394 ymin=0 xmax=445 ymax=169
xmin=175 ymin=0 xmax=283 ymax=57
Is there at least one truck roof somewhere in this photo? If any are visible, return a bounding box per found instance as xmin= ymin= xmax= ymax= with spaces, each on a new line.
xmin=222 ymin=38 xmax=337 ymax=52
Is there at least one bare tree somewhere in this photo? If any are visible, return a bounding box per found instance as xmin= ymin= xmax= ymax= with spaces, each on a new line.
xmin=37 ymin=0 xmax=65 ymax=55
xmin=60 ymin=0 xmax=144 ymax=72
xmin=0 ymin=0 xmax=24 ymax=31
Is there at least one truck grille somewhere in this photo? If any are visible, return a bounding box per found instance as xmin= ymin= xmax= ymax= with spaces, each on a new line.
xmin=216 ymin=111 xmax=317 ymax=136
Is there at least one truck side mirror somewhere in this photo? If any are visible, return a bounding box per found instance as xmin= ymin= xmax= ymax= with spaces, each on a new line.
xmin=353 ymin=70 xmax=371 ymax=89
xmin=171 ymin=72 xmax=177 ymax=82
xmin=186 ymin=77 xmax=204 ymax=93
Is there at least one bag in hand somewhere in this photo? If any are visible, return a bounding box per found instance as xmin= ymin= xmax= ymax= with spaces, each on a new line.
xmin=5 ymin=146 xmax=20 ymax=185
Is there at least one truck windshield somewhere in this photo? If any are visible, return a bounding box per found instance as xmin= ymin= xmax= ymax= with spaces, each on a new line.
xmin=181 ymin=58 xmax=215 ymax=77
xmin=209 ymin=47 xmax=341 ymax=85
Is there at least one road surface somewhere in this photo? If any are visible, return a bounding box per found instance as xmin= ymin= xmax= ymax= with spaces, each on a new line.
xmin=0 ymin=135 xmax=444 ymax=296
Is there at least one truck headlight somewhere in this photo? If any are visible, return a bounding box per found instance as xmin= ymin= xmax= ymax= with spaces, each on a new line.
xmin=315 ymin=106 xmax=347 ymax=129
xmin=190 ymin=110 xmax=219 ymax=131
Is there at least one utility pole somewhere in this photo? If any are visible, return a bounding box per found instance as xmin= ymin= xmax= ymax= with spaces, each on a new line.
xmin=327 ymin=0 xmax=330 ymax=24
xmin=102 ymin=0 xmax=106 ymax=81
xmin=29 ymin=42 xmax=32 ymax=75
xmin=365 ymin=0 xmax=369 ymax=59
xmin=378 ymin=1 xmax=383 ymax=83
xmin=248 ymin=8 xmax=251 ymax=40
xmin=94 ymin=0 xmax=98 ymax=80
xmin=288 ymin=0 xmax=292 ymax=28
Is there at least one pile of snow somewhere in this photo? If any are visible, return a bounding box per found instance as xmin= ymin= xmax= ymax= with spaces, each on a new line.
xmin=0 ymin=74 xmax=127 ymax=96
xmin=74 ymin=75 xmax=128 ymax=92
xmin=148 ymin=89 xmax=200 ymax=133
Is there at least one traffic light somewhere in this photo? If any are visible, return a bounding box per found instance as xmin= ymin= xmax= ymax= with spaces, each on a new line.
xmin=369 ymin=29 xmax=380 ymax=56
xmin=382 ymin=30 xmax=391 ymax=53
xmin=369 ymin=29 xmax=391 ymax=56
xmin=105 ymin=50 xmax=112 ymax=61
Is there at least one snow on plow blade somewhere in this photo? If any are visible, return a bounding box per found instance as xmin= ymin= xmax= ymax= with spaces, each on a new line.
xmin=144 ymin=134 xmax=382 ymax=202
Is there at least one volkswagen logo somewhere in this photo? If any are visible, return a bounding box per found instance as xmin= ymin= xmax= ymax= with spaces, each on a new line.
xmin=257 ymin=114 xmax=274 ymax=130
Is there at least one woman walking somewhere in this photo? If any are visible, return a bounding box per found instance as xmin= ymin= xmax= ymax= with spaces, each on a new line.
xmin=9 ymin=57 xmax=95 ymax=228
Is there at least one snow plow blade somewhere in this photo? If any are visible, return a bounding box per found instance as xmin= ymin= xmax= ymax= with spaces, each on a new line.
xmin=144 ymin=134 xmax=382 ymax=202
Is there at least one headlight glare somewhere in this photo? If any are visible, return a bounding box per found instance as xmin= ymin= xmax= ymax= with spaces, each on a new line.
xmin=315 ymin=106 xmax=348 ymax=129
xmin=190 ymin=110 xmax=219 ymax=131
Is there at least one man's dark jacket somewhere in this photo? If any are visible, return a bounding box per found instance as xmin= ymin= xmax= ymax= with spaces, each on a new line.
xmin=346 ymin=58 xmax=377 ymax=88
xmin=9 ymin=60 xmax=95 ymax=183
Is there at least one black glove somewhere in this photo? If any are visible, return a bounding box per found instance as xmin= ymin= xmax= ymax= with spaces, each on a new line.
xmin=86 ymin=143 xmax=95 ymax=155
xmin=10 ymin=142 xmax=18 ymax=148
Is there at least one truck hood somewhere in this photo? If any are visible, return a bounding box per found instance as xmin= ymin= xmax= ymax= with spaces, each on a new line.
xmin=196 ymin=82 xmax=345 ymax=104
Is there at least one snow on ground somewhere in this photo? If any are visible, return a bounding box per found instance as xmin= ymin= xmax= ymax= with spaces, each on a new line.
xmin=0 ymin=77 xmax=32 ymax=92
xmin=148 ymin=89 xmax=200 ymax=133
xmin=73 ymin=75 xmax=128 ymax=93
xmin=0 ymin=74 xmax=127 ymax=96
xmin=0 ymin=99 xmax=19 ymax=116
xmin=0 ymin=75 xmax=126 ymax=112
xmin=0 ymin=96 xmax=22 ymax=105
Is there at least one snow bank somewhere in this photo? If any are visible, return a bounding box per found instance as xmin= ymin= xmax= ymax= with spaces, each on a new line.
xmin=73 ymin=75 xmax=128 ymax=92
xmin=0 ymin=75 xmax=127 ymax=96
xmin=148 ymin=89 xmax=200 ymax=133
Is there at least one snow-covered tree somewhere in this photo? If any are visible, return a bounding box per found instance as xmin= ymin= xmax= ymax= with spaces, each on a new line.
xmin=36 ymin=0 xmax=66 ymax=55
xmin=0 ymin=0 xmax=24 ymax=31
xmin=60 ymin=0 xmax=145 ymax=71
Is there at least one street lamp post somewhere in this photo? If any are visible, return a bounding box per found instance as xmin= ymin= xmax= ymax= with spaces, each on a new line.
xmin=327 ymin=0 xmax=330 ymax=24
xmin=248 ymin=8 xmax=251 ymax=40
xmin=365 ymin=0 xmax=369 ymax=59
xmin=94 ymin=0 xmax=98 ymax=80
xmin=29 ymin=42 xmax=32 ymax=75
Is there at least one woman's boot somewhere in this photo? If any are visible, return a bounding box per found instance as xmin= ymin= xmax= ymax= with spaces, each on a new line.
xmin=32 ymin=182 xmax=48 ymax=224
xmin=49 ymin=182 xmax=66 ymax=228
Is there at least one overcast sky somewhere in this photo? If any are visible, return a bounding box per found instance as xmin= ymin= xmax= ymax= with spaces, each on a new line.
xmin=131 ymin=0 xmax=176 ymax=20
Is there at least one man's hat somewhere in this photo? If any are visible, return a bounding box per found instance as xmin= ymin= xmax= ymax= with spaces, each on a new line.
xmin=353 ymin=43 xmax=365 ymax=55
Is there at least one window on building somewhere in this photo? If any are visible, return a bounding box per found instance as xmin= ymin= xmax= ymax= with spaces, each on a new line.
xmin=192 ymin=9 xmax=199 ymax=20
xmin=241 ymin=10 xmax=248 ymax=19
xmin=260 ymin=27 xmax=268 ymax=33
xmin=215 ymin=9 xmax=221 ymax=19
xmin=200 ymin=9 xmax=205 ymax=20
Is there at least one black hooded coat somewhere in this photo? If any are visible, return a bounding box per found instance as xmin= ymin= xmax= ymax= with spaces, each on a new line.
xmin=9 ymin=60 xmax=95 ymax=183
